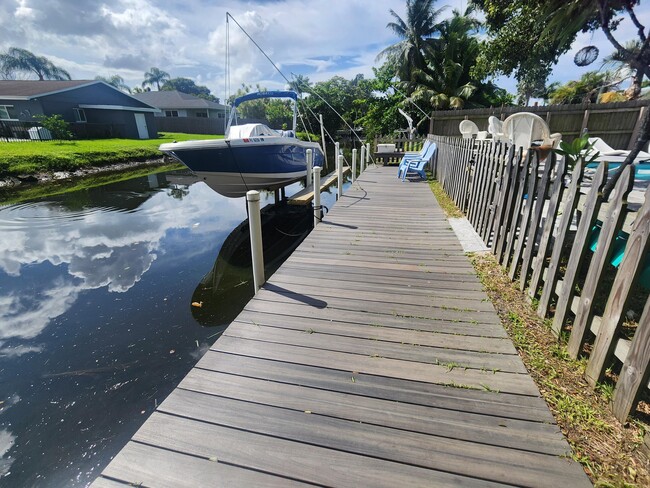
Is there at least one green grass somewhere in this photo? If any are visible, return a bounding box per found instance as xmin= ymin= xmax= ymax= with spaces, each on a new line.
xmin=0 ymin=132 xmax=222 ymax=176
xmin=0 ymin=163 xmax=183 ymax=206
xmin=428 ymin=179 xmax=464 ymax=218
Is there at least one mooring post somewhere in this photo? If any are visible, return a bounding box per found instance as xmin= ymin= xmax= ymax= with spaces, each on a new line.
xmin=337 ymin=154 xmax=343 ymax=199
xmin=313 ymin=166 xmax=321 ymax=227
xmin=352 ymin=148 xmax=357 ymax=183
xmin=360 ymin=145 xmax=366 ymax=174
xmin=366 ymin=142 xmax=370 ymax=165
xmin=335 ymin=141 xmax=340 ymax=172
xmin=246 ymin=190 xmax=265 ymax=292
xmin=306 ymin=148 xmax=313 ymax=188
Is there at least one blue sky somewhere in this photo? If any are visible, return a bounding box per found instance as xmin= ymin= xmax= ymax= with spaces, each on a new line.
xmin=0 ymin=0 xmax=647 ymax=102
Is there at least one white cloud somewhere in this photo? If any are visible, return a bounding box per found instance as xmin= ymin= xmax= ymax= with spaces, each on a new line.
xmin=2 ymin=1 xmax=648 ymax=98
xmin=0 ymin=183 xmax=246 ymax=345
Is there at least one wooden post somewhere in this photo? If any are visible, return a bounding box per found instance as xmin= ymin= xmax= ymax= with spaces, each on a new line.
xmin=612 ymin=297 xmax=650 ymax=422
xmin=246 ymin=190 xmax=265 ymax=292
xmin=306 ymin=149 xmax=313 ymax=188
xmin=313 ymin=166 xmax=321 ymax=227
xmin=352 ymin=148 xmax=357 ymax=183
xmin=366 ymin=143 xmax=370 ymax=165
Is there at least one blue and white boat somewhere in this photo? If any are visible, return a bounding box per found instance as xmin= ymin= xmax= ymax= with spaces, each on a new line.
xmin=159 ymin=90 xmax=324 ymax=198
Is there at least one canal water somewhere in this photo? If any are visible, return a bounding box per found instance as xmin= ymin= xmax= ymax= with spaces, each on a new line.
xmin=0 ymin=169 xmax=346 ymax=487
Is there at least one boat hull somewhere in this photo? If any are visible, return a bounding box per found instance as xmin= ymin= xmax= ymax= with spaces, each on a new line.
xmin=160 ymin=137 xmax=324 ymax=198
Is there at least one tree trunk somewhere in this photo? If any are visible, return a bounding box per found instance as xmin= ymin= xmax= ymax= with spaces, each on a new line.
xmin=602 ymin=105 xmax=650 ymax=199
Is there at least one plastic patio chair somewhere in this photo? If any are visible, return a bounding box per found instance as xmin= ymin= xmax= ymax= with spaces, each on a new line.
xmin=398 ymin=143 xmax=437 ymax=181
xmin=400 ymin=139 xmax=432 ymax=164
xmin=459 ymin=120 xmax=479 ymax=139
xmin=502 ymin=112 xmax=562 ymax=149
xmin=585 ymin=137 xmax=650 ymax=163
xmin=488 ymin=116 xmax=508 ymax=142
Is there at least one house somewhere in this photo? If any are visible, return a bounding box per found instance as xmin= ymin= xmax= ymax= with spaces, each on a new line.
xmin=131 ymin=90 xmax=227 ymax=119
xmin=131 ymin=90 xmax=227 ymax=135
xmin=0 ymin=80 xmax=159 ymax=139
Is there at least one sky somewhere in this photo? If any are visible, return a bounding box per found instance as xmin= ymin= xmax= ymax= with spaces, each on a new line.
xmin=0 ymin=0 xmax=648 ymax=102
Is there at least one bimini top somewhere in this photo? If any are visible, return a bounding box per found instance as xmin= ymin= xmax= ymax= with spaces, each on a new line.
xmin=233 ymin=90 xmax=298 ymax=107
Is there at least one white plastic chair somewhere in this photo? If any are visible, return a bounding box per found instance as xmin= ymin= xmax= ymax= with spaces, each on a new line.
xmin=586 ymin=137 xmax=650 ymax=162
xmin=459 ymin=120 xmax=479 ymax=139
xmin=502 ymin=112 xmax=561 ymax=149
xmin=488 ymin=116 xmax=507 ymax=142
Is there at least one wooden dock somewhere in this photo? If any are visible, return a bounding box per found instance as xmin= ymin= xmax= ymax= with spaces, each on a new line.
xmin=93 ymin=166 xmax=591 ymax=487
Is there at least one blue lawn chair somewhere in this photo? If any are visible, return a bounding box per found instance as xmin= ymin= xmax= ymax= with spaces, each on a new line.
xmin=398 ymin=143 xmax=437 ymax=181
xmin=400 ymin=139 xmax=432 ymax=164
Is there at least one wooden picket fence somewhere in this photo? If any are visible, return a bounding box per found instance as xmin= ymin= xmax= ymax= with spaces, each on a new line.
xmin=433 ymin=135 xmax=650 ymax=423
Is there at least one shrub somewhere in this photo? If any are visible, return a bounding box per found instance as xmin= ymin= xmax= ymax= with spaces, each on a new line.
xmin=32 ymin=114 xmax=73 ymax=140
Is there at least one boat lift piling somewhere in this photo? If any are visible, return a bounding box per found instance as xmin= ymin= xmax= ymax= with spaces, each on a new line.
xmin=352 ymin=148 xmax=357 ymax=183
xmin=313 ymin=166 xmax=321 ymax=227
xmin=337 ymin=154 xmax=344 ymax=199
xmin=306 ymin=149 xmax=313 ymax=188
xmin=246 ymin=190 xmax=265 ymax=292
xmin=360 ymin=145 xmax=366 ymax=174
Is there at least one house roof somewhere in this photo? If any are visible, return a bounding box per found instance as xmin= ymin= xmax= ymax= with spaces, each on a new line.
xmin=131 ymin=90 xmax=227 ymax=110
xmin=0 ymin=80 xmax=99 ymax=99
xmin=0 ymin=80 xmax=159 ymax=111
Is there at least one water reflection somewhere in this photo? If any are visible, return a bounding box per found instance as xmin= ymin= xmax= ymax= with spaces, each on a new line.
xmin=0 ymin=167 xmax=344 ymax=486
xmin=0 ymin=171 xmax=286 ymax=487
xmin=192 ymin=203 xmax=313 ymax=325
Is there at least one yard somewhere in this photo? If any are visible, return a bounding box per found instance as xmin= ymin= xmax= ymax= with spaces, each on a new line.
xmin=0 ymin=132 xmax=222 ymax=176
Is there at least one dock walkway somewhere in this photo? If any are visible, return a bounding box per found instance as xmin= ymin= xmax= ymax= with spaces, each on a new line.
xmin=93 ymin=166 xmax=591 ymax=487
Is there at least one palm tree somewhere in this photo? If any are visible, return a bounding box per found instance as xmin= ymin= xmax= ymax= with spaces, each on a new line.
xmin=288 ymin=74 xmax=311 ymax=95
xmin=407 ymin=7 xmax=485 ymax=111
xmin=0 ymin=47 xmax=71 ymax=80
xmin=142 ymin=67 xmax=170 ymax=91
xmin=376 ymin=0 xmax=446 ymax=82
xmin=601 ymin=41 xmax=648 ymax=100
xmin=95 ymin=75 xmax=131 ymax=94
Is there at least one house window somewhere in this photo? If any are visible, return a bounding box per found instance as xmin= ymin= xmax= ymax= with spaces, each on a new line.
xmin=217 ymin=112 xmax=225 ymax=119
xmin=196 ymin=111 xmax=208 ymax=118
xmin=0 ymin=105 xmax=12 ymax=120
xmin=73 ymin=108 xmax=87 ymax=122
xmin=165 ymin=110 xmax=179 ymax=117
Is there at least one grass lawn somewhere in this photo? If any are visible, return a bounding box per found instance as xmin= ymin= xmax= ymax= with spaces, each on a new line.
xmin=0 ymin=132 xmax=222 ymax=176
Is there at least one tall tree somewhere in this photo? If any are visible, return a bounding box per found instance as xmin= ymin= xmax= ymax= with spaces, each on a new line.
xmin=408 ymin=7 xmax=482 ymax=110
xmin=376 ymin=0 xmax=446 ymax=82
xmin=142 ymin=67 xmax=170 ymax=91
xmin=287 ymin=74 xmax=311 ymax=95
xmin=95 ymin=75 xmax=131 ymax=93
xmin=161 ymin=77 xmax=219 ymax=102
xmin=0 ymin=47 xmax=71 ymax=80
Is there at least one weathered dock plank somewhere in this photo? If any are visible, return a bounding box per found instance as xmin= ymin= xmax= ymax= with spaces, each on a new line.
xmin=92 ymin=166 xmax=591 ymax=487
xmin=288 ymin=167 xmax=351 ymax=204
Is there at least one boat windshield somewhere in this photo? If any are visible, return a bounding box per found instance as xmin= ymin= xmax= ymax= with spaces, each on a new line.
xmin=226 ymin=123 xmax=281 ymax=139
